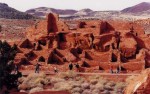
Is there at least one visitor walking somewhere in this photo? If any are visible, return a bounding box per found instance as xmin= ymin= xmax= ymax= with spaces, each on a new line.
xmin=109 ymin=64 xmax=113 ymax=74
xmin=35 ymin=63 xmax=40 ymax=73
xmin=75 ymin=63 xmax=80 ymax=72
xmin=117 ymin=65 xmax=121 ymax=73
xmin=33 ymin=42 xmax=36 ymax=50
xmin=69 ymin=63 xmax=73 ymax=70
xmin=54 ymin=66 xmax=58 ymax=73
xmin=14 ymin=65 xmax=18 ymax=74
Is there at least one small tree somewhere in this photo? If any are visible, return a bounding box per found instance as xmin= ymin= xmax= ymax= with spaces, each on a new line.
xmin=0 ymin=41 xmax=22 ymax=90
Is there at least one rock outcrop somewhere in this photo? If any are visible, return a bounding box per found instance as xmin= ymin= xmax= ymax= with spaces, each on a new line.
xmin=125 ymin=68 xmax=150 ymax=94
xmin=13 ymin=13 xmax=149 ymax=72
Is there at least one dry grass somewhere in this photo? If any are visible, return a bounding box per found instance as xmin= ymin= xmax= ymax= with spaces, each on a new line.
xmin=58 ymin=71 xmax=77 ymax=79
xmin=18 ymin=73 xmax=51 ymax=93
xmin=18 ymin=72 xmax=127 ymax=94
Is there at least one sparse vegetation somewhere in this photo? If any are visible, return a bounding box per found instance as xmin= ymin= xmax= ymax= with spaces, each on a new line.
xmin=18 ymin=71 xmax=127 ymax=94
xmin=18 ymin=72 xmax=50 ymax=93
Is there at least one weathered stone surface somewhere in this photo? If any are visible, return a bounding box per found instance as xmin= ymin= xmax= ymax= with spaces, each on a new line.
xmin=26 ymin=13 xmax=69 ymax=41
xmin=119 ymin=36 xmax=137 ymax=58
xmin=125 ymin=68 xmax=150 ymax=94
xmin=12 ymin=13 xmax=149 ymax=72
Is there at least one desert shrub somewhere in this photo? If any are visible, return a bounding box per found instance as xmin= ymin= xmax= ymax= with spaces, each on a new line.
xmin=114 ymin=82 xmax=126 ymax=93
xmin=18 ymin=72 xmax=50 ymax=92
xmin=101 ymin=90 xmax=110 ymax=94
xmin=50 ymin=77 xmax=65 ymax=84
xmin=71 ymin=82 xmax=81 ymax=88
xmin=90 ymin=84 xmax=96 ymax=90
xmin=94 ymin=83 xmax=104 ymax=91
xmin=51 ymin=75 xmax=85 ymax=94
xmin=81 ymin=82 xmax=90 ymax=89
xmin=99 ymin=79 xmax=107 ymax=85
xmin=71 ymin=87 xmax=83 ymax=94
xmin=53 ymin=79 xmax=82 ymax=92
xmin=75 ymin=76 xmax=85 ymax=83
xmin=104 ymin=84 xmax=113 ymax=91
xmin=89 ymin=76 xmax=108 ymax=93
xmin=82 ymin=89 xmax=92 ymax=94
xmin=106 ymin=81 xmax=116 ymax=87
xmin=88 ymin=75 xmax=107 ymax=85
xmin=34 ymin=78 xmax=45 ymax=85
xmin=53 ymin=81 xmax=72 ymax=91
xmin=58 ymin=71 xmax=77 ymax=79
xmin=29 ymin=87 xmax=43 ymax=94
xmin=72 ymin=92 xmax=80 ymax=94
xmin=92 ymin=88 xmax=100 ymax=94
xmin=37 ymin=72 xmax=46 ymax=78
xmin=90 ymin=79 xmax=98 ymax=85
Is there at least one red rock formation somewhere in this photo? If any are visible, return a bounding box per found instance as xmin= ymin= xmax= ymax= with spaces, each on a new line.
xmin=119 ymin=35 xmax=137 ymax=58
xmin=26 ymin=13 xmax=69 ymax=41
xmin=19 ymin=39 xmax=33 ymax=48
xmin=47 ymin=13 xmax=58 ymax=34
xmin=125 ymin=68 xmax=150 ymax=94
xmin=13 ymin=13 xmax=149 ymax=72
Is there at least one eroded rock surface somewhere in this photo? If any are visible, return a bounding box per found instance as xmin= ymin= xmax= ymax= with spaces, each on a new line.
xmin=11 ymin=13 xmax=150 ymax=72
xmin=125 ymin=68 xmax=150 ymax=94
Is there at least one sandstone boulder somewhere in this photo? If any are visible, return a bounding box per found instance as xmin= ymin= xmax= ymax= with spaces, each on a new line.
xmin=120 ymin=37 xmax=137 ymax=58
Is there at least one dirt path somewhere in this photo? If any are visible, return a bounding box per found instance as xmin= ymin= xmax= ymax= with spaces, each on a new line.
xmin=20 ymin=70 xmax=140 ymax=76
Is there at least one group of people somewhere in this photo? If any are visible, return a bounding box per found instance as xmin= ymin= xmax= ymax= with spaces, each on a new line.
xmin=35 ymin=62 xmax=58 ymax=73
xmin=109 ymin=64 xmax=121 ymax=74
xmin=16 ymin=62 xmax=121 ymax=74
xmin=69 ymin=63 xmax=80 ymax=72
xmin=34 ymin=62 xmax=80 ymax=73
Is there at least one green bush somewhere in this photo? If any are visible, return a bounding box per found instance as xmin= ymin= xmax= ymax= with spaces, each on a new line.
xmin=0 ymin=40 xmax=21 ymax=90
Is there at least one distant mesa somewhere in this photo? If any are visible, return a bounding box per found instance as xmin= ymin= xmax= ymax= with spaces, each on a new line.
xmin=74 ymin=8 xmax=93 ymax=16
xmin=25 ymin=2 xmax=150 ymax=19
xmin=78 ymin=8 xmax=93 ymax=13
xmin=0 ymin=3 xmax=8 ymax=7
xmin=121 ymin=2 xmax=150 ymax=13
xmin=0 ymin=3 xmax=36 ymax=19
xmin=26 ymin=7 xmax=78 ymax=18
xmin=0 ymin=2 xmax=150 ymax=20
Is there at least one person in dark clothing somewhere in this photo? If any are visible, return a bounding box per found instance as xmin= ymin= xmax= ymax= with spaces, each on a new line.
xmin=117 ymin=67 xmax=120 ymax=73
xmin=33 ymin=42 xmax=36 ymax=50
xmin=14 ymin=65 xmax=18 ymax=74
xmin=69 ymin=63 xmax=73 ymax=70
xmin=109 ymin=64 xmax=113 ymax=74
xmin=54 ymin=66 xmax=58 ymax=73
xmin=75 ymin=63 xmax=80 ymax=72
xmin=35 ymin=63 xmax=40 ymax=73
xmin=117 ymin=65 xmax=121 ymax=73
